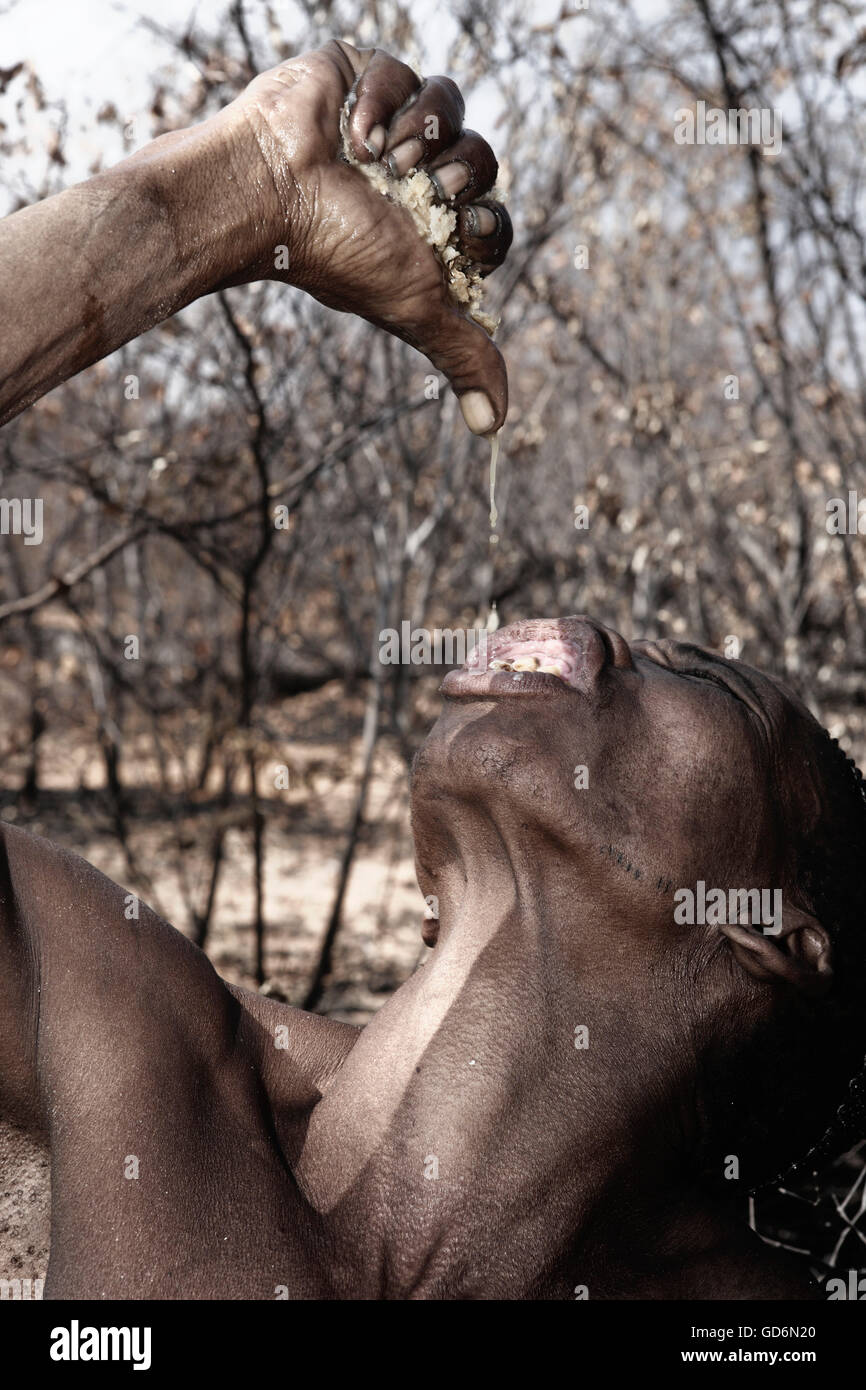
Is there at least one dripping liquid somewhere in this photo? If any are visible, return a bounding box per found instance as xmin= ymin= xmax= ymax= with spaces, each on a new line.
xmin=489 ymin=431 xmax=500 ymax=546
xmin=487 ymin=431 xmax=501 ymax=634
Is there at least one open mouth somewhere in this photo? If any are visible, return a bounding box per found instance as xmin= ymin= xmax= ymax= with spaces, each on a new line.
xmin=441 ymin=622 xmax=608 ymax=698
xmin=481 ymin=637 xmax=583 ymax=683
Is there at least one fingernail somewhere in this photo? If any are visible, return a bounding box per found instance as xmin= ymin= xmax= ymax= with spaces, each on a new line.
xmin=430 ymin=161 xmax=470 ymax=200
xmin=460 ymin=391 xmax=496 ymax=435
xmin=365 ymin=124 xmax=386 ymax=158
xmin=465 ymin=205 xmax=498 ymax=236
xmin=387 ymin=138 xmax=424 ymax=176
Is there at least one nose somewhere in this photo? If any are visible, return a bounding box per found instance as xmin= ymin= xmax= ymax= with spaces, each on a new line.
xmin=555 ymin=615 xmax=635 ymax=671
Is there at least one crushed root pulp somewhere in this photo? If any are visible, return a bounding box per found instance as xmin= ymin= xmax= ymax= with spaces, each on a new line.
xmin=340 ymin=106 xmax=501 ymax=337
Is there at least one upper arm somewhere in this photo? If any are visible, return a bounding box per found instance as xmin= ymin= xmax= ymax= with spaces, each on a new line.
xmin=0 ymin=827 xmax=41 ymax=1130
xmin=0 ymin=822 xmax=238 ymax=1136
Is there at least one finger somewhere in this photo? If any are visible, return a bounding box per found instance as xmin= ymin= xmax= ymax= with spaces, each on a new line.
xmin=322 ymin=38 xmax=371 ymax=83
xmin=457 ymin=200 xmax=513 ymax=276
xmin=396 ymin=296 xmax=508 ymax=434
xmin=428 ymin=130 xmax=499 ymax=207
xmin=342 ymin=48 xmax=423 ymax=162
xmin=383 ymin=77 xmax=465 ymax=174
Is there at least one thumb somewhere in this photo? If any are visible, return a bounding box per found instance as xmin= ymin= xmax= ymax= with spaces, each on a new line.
xmin=409 ymin=299 xmax=507 ymax=435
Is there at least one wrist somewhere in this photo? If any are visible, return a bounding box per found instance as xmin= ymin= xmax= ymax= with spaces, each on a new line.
xmin=131 ymin=107 xmax=287 ymax=297
xmin=197 ymin=94 xmax=303 ymax=288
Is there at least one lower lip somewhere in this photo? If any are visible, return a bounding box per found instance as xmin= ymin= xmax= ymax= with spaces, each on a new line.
xmin=440 ymin=667 xmax=579 ymax=698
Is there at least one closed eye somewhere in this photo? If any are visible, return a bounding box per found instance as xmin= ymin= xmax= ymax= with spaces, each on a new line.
xmin=680 ymin=666 xmax=744 ymax=702
xmin=635 ymin=646 xmax=756 ymax=712
xmin=635 ymin=646 xmax=765 ymax=729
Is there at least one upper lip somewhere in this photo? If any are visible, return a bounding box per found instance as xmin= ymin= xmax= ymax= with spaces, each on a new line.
xmin=441 ymin=616 xmax=618 ymax=698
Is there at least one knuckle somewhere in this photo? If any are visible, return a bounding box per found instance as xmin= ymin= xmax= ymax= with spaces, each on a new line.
xmin=432 ymin=74 xmax=466 ymax=115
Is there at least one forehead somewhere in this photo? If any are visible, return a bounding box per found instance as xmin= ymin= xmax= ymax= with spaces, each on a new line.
xmin=652 ymin=637 xmax=834 ymax=812
xmin=639 ymin=634 xmax=827 ymax=763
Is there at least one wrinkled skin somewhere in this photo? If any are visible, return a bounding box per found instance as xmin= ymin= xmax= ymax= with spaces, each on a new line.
xmin=0 ymin=616 xmax=837 ymax=1299
xmin=0 ymin=40 xmax=511 ymax=429
xmin=233 ymin=41 xmax=511 ymax=422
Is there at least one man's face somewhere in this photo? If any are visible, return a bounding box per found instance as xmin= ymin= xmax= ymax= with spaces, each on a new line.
xmin=410 ymin=616 xmax=827 ymax=945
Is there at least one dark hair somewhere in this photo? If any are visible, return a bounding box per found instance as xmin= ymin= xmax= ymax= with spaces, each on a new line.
xmin=762 ymin=732 xmax=866 ymax=1188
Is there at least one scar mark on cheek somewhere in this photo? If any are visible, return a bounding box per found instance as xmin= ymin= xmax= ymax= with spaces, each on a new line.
xmin=598 ymin=843 xmax=672 ymax=893
xmin=598 ymin=843 xmax=642 ymax=880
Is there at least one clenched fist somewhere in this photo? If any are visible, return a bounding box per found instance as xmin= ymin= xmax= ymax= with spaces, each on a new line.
xmin=0 ymin=40 xmax=512 ymax=433
xmin=222 ymin=39 xmax=512 ymax=433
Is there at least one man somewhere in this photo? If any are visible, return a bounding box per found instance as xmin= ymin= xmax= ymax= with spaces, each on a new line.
xmin=0 ymin=613 xmax=864 ymax=1298
xmin=1 ymin=38 xmax=863 ymax=1301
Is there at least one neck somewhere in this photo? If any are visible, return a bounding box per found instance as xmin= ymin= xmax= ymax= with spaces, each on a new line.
xmin=294 ymin=860 xmax=736 ymax=1297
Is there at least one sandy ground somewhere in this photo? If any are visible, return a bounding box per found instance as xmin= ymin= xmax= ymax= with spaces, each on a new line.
xmin=0 ymin=1123 xmax=50 ymax=1297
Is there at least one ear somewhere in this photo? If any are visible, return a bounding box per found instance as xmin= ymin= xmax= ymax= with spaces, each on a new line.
xmin=421 ymin=894 xmax=439 ymax=947
xmin=717 ymin=902 xmax=833 ymax=997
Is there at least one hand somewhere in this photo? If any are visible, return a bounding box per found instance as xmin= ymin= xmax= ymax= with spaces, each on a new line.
xmin=222 ymin=40 xmax=512 ymax=434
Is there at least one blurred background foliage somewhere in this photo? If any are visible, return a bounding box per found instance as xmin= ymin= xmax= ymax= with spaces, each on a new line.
xmin=1 ymin=0 xmax=866 ymax=1283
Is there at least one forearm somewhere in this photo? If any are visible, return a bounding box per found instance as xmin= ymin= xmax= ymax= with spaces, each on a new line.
xmin=0 ymin=40 xmax=511 ymax=435
xmin=0 ymin=110 xmax=268 ymax=425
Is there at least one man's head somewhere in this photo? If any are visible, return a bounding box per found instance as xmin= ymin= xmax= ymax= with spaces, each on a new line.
xmin=410 ymin=615 xmax=866 ymax=1187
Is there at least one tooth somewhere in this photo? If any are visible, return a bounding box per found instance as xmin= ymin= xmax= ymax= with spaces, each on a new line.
xmin=512 ymin=657 xmax=539 ymax=671
xmin=539 ymin=663 xmax=563 ymax=675
xmin=489 ymin=659 xmax=508 ymax=670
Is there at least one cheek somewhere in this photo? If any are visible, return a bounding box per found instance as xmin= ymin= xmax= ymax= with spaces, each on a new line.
xmin=638 ymin=691 xmax=769 ymax=867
